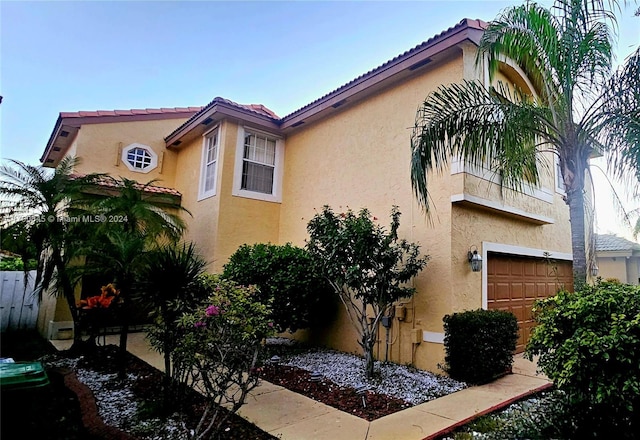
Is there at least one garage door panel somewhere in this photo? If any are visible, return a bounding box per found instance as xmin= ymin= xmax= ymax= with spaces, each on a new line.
xmin=487 ymin=253 xmax=573 ymax=353
xmin=495 ymin=283 xmax=511 ymax=300
xmin=512 ymin=261 xmax=524 ymax=277
xmin=510 ymin=283 xmax=524 ymax=299
xmin=523 ymin=283 xmax=537 ymax=298
xmin=523 ymin=263 xmax=536 ymax=277
xmin=535 ymin=283 xmax=549 ymax=298
xmin=510 ymin=305 xmax=526 ymax=322
xmin=493 ymin=260 xmax=510 ymax=276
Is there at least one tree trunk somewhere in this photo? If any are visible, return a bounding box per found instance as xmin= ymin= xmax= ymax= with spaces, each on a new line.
xmin=563 ymin=149 xmax=589 ymax=288
xmin=364 ymin=335 xmax=375 ymax=379
xmin=118 ymin=298 xmax=130 ymax=379
xmin=568 ymin=192 xmax=587 ymax=287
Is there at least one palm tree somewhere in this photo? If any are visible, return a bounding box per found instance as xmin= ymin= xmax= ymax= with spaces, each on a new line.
xmin=410 ymin=0 xmax=639 ymax=286
xmin=0 ymin=157 xmax=103 ymax=346
xmin=139 ymin=241 xmax=208 ymax=409
xmin=86 ymin=176 xmax=191 ymax=375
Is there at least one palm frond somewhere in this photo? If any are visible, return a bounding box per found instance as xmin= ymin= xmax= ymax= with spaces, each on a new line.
xmin=411 ymin=80 xmax=554 ymax=210
xmin=478 ymin=3 xmax=563 ymax=109
xmin=585 ymin=47 xmax=640 ymax=195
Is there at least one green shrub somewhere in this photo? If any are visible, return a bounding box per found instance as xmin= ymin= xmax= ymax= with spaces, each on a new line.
xmin=526 ymin=281 xmax=640 ymax=438
xmin=0 ymin=255 xmax=37 ymax=271
xmin=442 ymin=309 xmax=519 ymax=384
xmin=222 ymin=243 xmax=333 ymax=333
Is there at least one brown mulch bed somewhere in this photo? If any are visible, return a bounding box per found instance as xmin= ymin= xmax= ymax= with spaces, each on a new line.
xmin=256 ymin=363 xmax=412 ymax=421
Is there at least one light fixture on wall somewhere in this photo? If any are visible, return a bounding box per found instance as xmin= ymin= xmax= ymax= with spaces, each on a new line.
xmin=468 ymin=245 xmax=483 ymax=272
xmin=590 ymin=262 xmax=599 ymax=277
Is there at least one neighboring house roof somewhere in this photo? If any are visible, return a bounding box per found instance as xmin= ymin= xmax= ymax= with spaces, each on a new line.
xmin=164 ymin=18 xmax=487 ymax=146
xmin=41 ymin=107 xmax=203 ymax=166
xmin=596 ymin=234 xmax=640 ymax=253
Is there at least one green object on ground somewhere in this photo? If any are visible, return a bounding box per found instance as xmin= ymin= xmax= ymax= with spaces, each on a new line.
xmin=0 ymin=361 xmax=50 ymax=391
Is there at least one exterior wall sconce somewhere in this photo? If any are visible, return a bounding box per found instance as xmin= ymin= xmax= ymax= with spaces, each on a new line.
xmin=590 ymin=262 xmax=599 ymax=277
xmin=468 ymin=245 xmax=482 ymax=272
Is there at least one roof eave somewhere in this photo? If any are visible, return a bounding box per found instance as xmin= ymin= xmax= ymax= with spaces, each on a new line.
xmin=41 ymin=116 xmax=81 ymax=167
xmin=41 ymin=111 xmax=199 ymax=167
xmin=280 ymin=22 xmax=485 ymax=131
xmin=165 ymin=101 xmax=281 ymax=147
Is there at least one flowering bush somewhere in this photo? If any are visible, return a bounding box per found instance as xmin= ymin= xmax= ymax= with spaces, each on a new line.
xmin=172 ymin=275 xmax=274 ymax=439
xmin=77 ymin=284 xmax=121 ymax=345
xmin=79 ymin=283 xmax=120 ymax=309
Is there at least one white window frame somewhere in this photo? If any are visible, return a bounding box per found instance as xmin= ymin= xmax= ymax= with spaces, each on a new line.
xmin=121 ymin=143 xmax=158 ymax=173
xmin=198 ymin=126 xmax=220 ymax=200
xmin=555 ymin=155 xmax=566 ymax=195
xmin=232 ymin=126 xmax=284 ymax=203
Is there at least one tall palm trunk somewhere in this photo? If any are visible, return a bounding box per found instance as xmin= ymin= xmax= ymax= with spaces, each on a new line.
xmin=568 ymin=192 xmax=588 ymax=287
xmin=563 ymin=150 xmax=590 ymax=287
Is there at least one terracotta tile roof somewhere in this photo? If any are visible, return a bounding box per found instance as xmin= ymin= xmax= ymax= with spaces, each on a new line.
xmin=166 ymin=97 xmax=280 ymax=142
xmin=59 ymin=107 xmax=203 ymax=118
xmin=596 ymin=234 xmax=640 ymax=252
xmin=72 ymin=174 xmax=182 ymax=197
xmin=281 ymin=18 xmax=487 ymax=120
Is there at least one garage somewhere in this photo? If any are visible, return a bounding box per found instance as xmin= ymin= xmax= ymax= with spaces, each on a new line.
xmin=487 ymin=252 xmax=573 ymax=353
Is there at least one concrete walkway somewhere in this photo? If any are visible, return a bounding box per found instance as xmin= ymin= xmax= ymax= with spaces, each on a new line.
xmin=51 ymin=333 xmax=552 ymax=440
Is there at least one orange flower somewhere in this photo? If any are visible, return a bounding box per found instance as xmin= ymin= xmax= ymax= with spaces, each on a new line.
xmin=79 ymin=283 xmax=120 ymax=309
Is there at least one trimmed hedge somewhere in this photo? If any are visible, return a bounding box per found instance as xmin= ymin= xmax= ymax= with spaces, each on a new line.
xmin=222 ymin=243 xmax=333 ymax=333
xmin=526 ymin=281 xmax=640 ymax=438
xmin=442 ymin=309 xmax=519 ymax=384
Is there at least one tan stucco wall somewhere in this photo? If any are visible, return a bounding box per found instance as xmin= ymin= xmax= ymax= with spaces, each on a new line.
xmin=69 ymin=118 xmax=188 ymax=188
xmin=278 ymin=53 xmax=572 ymax=372
xmin=279 ymin=57 xmax=464 ymax=372
xmin=173 ymin=123 xmax=223 ymax=272
xmin=597 ymin=256 xmax=640 ymax=284
xmin=173 ymin=120 xmax=281 ymax=273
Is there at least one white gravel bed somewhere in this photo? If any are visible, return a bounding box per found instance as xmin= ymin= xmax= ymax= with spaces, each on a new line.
xmin=41 ymin=354 xmax=189 ymax=440
xmin=279 ymin=348 xmax=467 ymax=405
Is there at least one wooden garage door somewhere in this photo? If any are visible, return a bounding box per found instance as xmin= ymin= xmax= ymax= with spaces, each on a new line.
xmin=487 ymin=253 xmax=573 ymax=353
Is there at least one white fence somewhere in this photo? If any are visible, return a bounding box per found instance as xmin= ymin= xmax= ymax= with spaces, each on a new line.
xmin=0 ymin=271 xmax=39 ymax=332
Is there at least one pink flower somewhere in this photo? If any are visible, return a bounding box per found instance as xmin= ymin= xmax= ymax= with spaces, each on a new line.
xmin=194 ymin=321 xmax=206 ymax=328
xmin=206 ymin=305 xmax=220 ymax=317
xmin=268 ymin=322 xmax=274 ymax=328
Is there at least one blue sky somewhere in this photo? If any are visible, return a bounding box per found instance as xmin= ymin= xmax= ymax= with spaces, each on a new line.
xmin=1 ymin=0 xmax=638 ymax=237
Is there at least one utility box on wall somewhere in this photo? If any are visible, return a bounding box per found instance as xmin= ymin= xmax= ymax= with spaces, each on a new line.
xmin=410 ymin=328 xmax=422 ymax=344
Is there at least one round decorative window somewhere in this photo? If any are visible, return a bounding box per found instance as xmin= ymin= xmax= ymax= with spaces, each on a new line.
xmin=121 ymin=143 xmax=158 ymax=173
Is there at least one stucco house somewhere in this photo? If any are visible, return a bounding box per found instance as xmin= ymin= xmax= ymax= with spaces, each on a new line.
xmin=37 ymin=18 xmax=574 ymax=373
xmin=595 ymin=234 xmax=640 ymax=285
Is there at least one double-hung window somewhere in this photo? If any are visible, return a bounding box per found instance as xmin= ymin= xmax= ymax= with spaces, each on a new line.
xmin=233 ymin=127 xmax=283 ymax=202
xmin=242 ymin=132 xmax=276 ymax=193
xmin=199 ymin=128 xmax=219 ymax=199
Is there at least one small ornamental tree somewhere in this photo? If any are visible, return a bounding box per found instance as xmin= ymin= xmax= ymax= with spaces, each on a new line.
xmin=174 ymin=275 xmax=275 ymax=440
xmin=306 ymin=205 xmax=429 ymax=378
xmin=222 ymin=243 xmax=333 ymax=333
xmin=526 ymin=281 xmax=640 ymax=438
